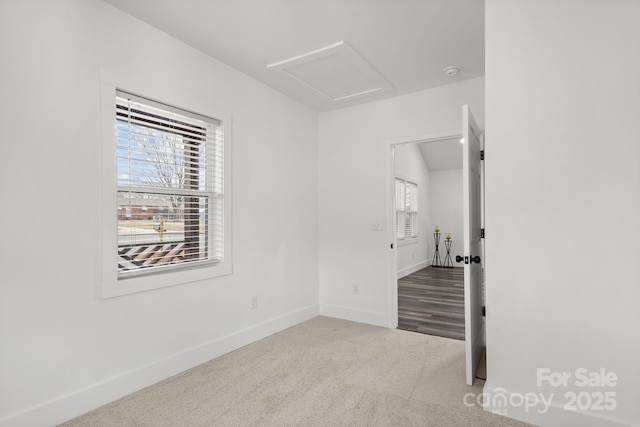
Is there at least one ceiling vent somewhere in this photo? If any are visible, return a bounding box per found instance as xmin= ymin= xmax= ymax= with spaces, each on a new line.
xmin=267 ymin=41 xmax=392 ymax=102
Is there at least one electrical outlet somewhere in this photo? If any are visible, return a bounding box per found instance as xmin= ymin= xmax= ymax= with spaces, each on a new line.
xmin=251 ymin=296 xmax=258 ymax=310
xmin=352 ymin=283 xmax=360 ymax=295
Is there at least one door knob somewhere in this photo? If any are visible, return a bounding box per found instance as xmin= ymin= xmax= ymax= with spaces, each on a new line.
xmin=456 ymin=255 xmax=481 ymax=264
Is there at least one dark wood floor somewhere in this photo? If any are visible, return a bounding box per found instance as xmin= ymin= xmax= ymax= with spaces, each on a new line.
xmin=397 ymin=266 xmax=465 ymax=340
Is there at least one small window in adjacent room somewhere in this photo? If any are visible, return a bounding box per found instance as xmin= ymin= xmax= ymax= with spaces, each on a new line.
xmin=395 ymin=178 xmax=418 ymax=240
xmin=115 ymin=91 xmax=224 ymax=279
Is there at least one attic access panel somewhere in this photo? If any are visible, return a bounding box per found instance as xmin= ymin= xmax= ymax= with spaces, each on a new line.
xmin=267 ymin=41 xmax=392 ymax=102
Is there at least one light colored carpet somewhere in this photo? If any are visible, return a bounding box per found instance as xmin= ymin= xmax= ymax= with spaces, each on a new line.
xmin=61 ymin=316 xmax=533 ymax=426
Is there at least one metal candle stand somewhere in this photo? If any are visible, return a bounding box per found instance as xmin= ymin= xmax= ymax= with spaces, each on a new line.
xmin=443 ymin=239 xmax=454 ymax=268
xmin=432 ymin=232 xmax=441 ymax=267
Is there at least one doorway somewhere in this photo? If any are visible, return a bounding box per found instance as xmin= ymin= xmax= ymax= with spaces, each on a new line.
xmin=387 ymin=106 xmax=484 ymax=385
xmin=392 ymin=137 xmax=465 ymax=340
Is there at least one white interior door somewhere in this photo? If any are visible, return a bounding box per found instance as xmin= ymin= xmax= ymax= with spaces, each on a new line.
xmin=462 ymin=105 xmax=483 ymax=386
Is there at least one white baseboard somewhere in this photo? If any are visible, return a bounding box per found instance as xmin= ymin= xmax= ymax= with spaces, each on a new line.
xmin=0 ymin=305 xmax=319 ymax=427
xmin=397 ymin=260 xmax=430 ymax=279
xmin=319 ymin=303 xmax=388 ymax=328
xmin=482 ymin=382 xmax=632 ymax=427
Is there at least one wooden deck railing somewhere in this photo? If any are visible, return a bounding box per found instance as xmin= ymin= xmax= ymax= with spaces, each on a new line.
xmin=117 ymin=241 xmax=190 ymax=272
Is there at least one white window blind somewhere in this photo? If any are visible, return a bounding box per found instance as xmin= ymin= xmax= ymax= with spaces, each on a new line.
xmin=405 ymin=181 xmax=418 ymax=238
xmin=115 ymin=91 xmax=224 ymax=278
xmin=395 ymin=178 xmax=418 ymax=240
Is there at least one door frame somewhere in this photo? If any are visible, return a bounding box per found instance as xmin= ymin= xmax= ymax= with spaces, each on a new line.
xmin=386 ymin=130 xmax=463 ymax=329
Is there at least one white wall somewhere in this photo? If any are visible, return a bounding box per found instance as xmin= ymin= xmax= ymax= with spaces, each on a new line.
xmin=394 ymin=144 xmax=431 ymax=277
xmin=428 ymin=169 xmax=463 ymax=267
xmin=485 ymin=1 xmax=640 ymax=426
xmin=318 ymin=78 xmax=484 ymax=327
xmin=0 ymin=1 xmax=318 ymax=425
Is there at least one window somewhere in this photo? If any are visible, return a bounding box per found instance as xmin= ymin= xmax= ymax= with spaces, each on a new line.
xmin=395 ymin=178 xmax=418 ymax=240
xmin=115 ymin=91 xmax=224 ymax=278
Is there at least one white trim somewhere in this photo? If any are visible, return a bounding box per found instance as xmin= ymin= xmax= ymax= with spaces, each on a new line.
xmin=99 ymin=68 xmax=234 ymax=298
xmin=397 ymin=260 xmax=430 ymax=279
xmin=397 ymin=237 xmax=418 ymax=247
xmin=482 ymin=383 xmax=631 ymax=427
xmin=387 ymin=129 xmax=464 ymax=147
xmin=386 ymin=130 xmax=463 ymax=329
xmin=319 ymin=304 xmax=388 ymax=328
xmin=387 ymin=145 xmax=399 ymax=328
xmin=0 ymin=305 xmax=319 ymax=427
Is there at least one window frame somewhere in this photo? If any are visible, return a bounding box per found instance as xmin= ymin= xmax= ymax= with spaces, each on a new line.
xmin=395 ymin=177 xmax=419 ymax=243
xmin=115 ymin=91 xmax=220 ymax=279
xmin=100 ymin=74 xmax=232 ymax=298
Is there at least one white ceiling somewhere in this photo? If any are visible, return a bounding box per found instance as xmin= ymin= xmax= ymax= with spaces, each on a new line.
xmin=419 ymin=138 xmax=462 ymax=171
xmin=102 ymin=0 xmax=485 ymax=111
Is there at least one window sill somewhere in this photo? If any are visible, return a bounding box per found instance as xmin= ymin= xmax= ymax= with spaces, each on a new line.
xmin=398 ymin=237 xmax=419 ymax=247
xmin=102 ymin=261 xmax=232 ymax=298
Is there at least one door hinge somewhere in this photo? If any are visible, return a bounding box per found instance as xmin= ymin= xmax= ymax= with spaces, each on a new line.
xmin=481 ymin=228 xmax=485 ymax=238
xmin=480 ymin=150 xmax=484 ymax=160
xmin=482 ymin=306 xmax=486 ymax=317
